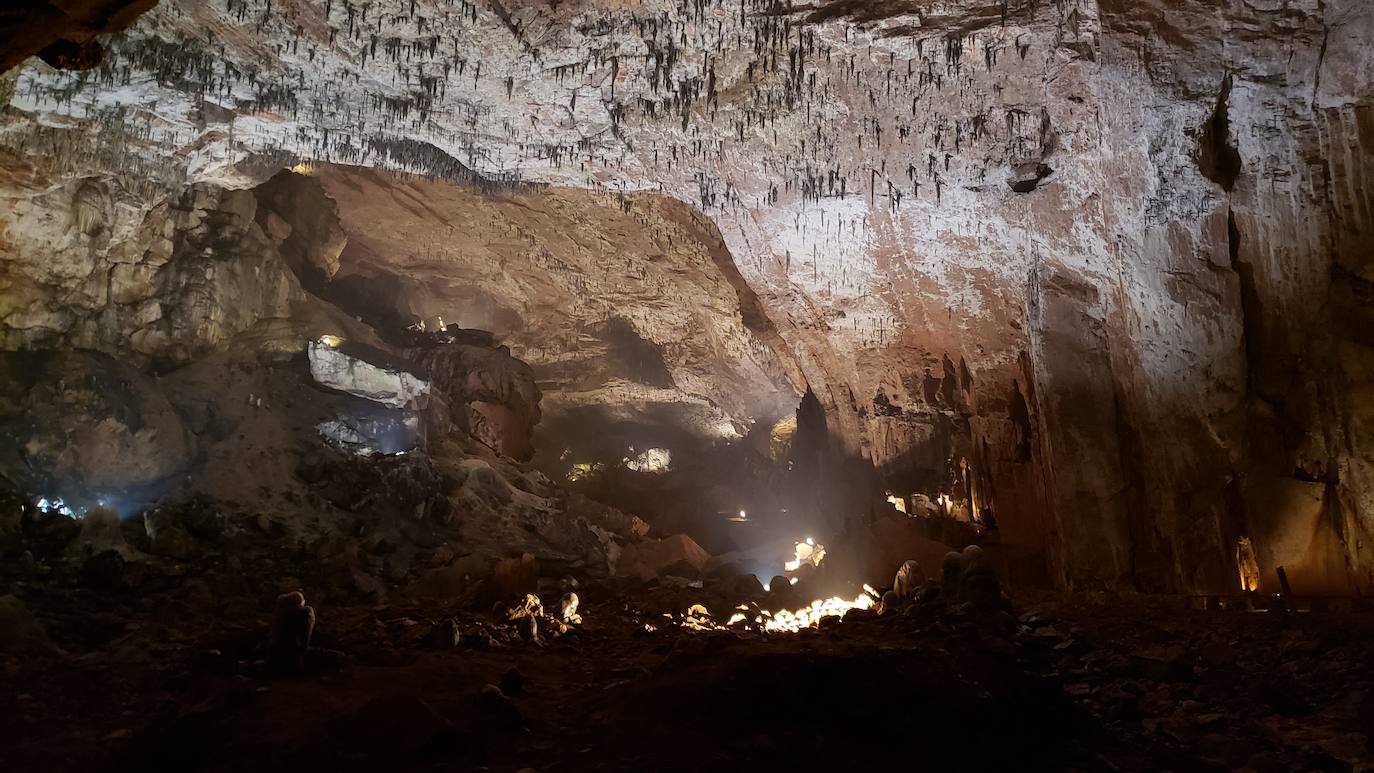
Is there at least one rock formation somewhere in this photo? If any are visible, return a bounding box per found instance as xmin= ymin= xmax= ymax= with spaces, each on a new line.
xmin=308 ymin=337 xmax=431 ymax=409
xmin=0 ymin=0 xmax=1370 ymax=597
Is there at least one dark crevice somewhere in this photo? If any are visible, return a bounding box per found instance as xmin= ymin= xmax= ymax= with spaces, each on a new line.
xmin=1009 ymin=162 xmax=1053 ymax=193
xmin=0 ymin=0 xmax=156 ymax=74
xmin=363 ymin=137 xmax=542 ymax=196
xmin=1228 ymin=208 xmax=1264 ymax=392
xmin=37 ymin=38 xmax=103 ymax=69
xmin=1008 ymin=380 xmax=1032 ymax=463
xmin=593 ymin=317 xmax=676 ymax=389
xmin=1198 ymin=74 xmax=1242 ymax=191
xmin=1312 ymin=23 xmax=1330 ymax=106
xmin=1294 ymin=466 xmax=1323 ymax=484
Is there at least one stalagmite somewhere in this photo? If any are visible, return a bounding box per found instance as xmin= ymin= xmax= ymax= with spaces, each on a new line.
xmin=268 ymin=591 xmax=316 ymax=672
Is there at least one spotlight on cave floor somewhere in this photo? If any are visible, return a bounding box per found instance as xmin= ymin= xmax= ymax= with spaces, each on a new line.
xmin=681 ymin=585 xmax=882 ymax=634
xmin=566 ymin=462 xmax=601 ymax=482
xmin=623 ymin=447 xmax=671 ymax=472
xmin=1237 ymin=536 xmax=1261 ymax=592
xmin=35 ymin=496 xmax=76 ymax=518
xmin=783 ymin=537 xmax=825 ymax=572
xmin=318 ymin=412 xmax=420 ymax=456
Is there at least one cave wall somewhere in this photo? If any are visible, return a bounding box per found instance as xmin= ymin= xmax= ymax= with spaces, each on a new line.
xmin=1045 ymin=0 xmax=1374 ymax=593
xmin=293 ymin=165 xmax=801 ymax=444
xmin=0 ymin=0 xmax=1369 ymax=593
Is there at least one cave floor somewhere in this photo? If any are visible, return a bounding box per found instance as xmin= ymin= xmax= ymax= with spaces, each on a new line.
xmin=4 ymin=581 xmax=1374 ymax=773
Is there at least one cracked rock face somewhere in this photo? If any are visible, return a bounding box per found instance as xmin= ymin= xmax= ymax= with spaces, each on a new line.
xmin=0 ymin=0 xmax=1371 ymax=593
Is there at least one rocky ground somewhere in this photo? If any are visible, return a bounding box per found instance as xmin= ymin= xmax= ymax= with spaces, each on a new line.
xmin=3 ymin=523 xmax=1372 ymax=773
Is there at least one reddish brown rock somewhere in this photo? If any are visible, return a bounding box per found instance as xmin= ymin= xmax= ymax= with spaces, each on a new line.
xmin=617 ymin=534 xmax=710 ymax=581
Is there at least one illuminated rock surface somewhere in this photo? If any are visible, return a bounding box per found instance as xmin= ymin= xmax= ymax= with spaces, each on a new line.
xmin=0 ymin=0 xmax=1369 ymax=594
xmin=307 ymin=338 xmax=431 ymax=408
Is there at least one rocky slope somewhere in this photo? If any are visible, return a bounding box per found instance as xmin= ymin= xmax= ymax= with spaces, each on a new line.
xmin=0 ymin=0 xmax=1370 ymax=594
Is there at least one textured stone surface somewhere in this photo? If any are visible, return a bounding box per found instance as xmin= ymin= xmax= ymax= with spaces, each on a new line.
xmin=618 ymin=532 xmax=711 ymax=581
xmin=311 ymin=165 xmax=801 ymax=445
xmin=0 ymin=0 xmax=156 ymax=75
xmin=0 ymin=179 xmax=306 ymax=364
xmin=0 ymin=0 xmax=1369 ymax=593
xmin=410 ymin=342 xmax=542 ymax=460
xmin=308 ymin=338 xmax=431 ymax=408
xmin=0 ymin=350 xmax=197 ymax=496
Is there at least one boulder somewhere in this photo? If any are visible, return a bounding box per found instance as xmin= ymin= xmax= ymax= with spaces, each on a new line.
xmin=499 ymin=667 xmax=528 ymax=695
xmin=505 ymin=593 xmax=544 ymax=621
xmin=432 ymin=618 xmax=461 ymax=648
xmin=565 ymin=493 xmax=650 ymax=538
xmin=492 ymin=553 xmax=540 ymax=598
xmin=143 ymin=508 xmax=200 ymax=560
xmin=68 ymin=507 xmax=133 ymax=561
xmin=941 ymin=551 xmax=966 ymax=600
xmin=767 ymin=575 xmax=793 ymax=595
xmin=308 ymin=338 xmax=429 ymax=408
xmin=477 ymin=684 xmax=525 ymax=728
xmin=21 ymin=508 xmax=81 ymax=554
xmin=0 ymin=595 xmax=53 ymax=654
xmin=0 ymin=487 xmax=21 ymax=550
xmin=408 ymin=344 xmax=542 ymax=461
xmin=0 ymin=351 xmax=196 ymax=493
xmin=559 ymin=592 xmax=581 ymax=624
xmin=959 ymin=545 xmax=1003 ymax=609
xmin=892 ymin=559 xmax=925 ymax=602
xmin=80 ymin=548 xmax=144 ymax=589
xmin=461 ymin=460 xmax=515 ymax=507
xmin=412 ymin=553 xmax=493 ymax=601
xmin=879 ymin=590 xmax=900 ymax=615
xmin=707 ymin=565 xmax=764 ymax=598
xmin=617 ymin=533 xmax=710 ymax=581
xmin=268 ymin=591 xmax=315 ymax=673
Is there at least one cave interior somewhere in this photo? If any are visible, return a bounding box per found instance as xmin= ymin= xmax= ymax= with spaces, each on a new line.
xmin=1 ymin=0 xmax=1373 ymax=770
